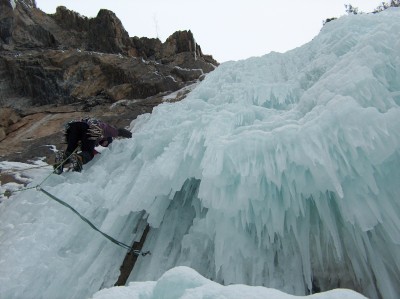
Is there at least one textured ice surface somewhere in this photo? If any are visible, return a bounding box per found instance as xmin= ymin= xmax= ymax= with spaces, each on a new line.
xmin=1 ymin=8 xmax=400 ymax=299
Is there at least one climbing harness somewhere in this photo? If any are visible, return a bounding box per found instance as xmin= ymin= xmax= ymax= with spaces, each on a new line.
xmin=2 ymin=148 xmax=150 ymax=256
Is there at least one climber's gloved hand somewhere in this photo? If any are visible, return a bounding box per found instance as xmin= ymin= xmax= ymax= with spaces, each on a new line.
xmin=118 ymin=128 xmax=132 ymax=138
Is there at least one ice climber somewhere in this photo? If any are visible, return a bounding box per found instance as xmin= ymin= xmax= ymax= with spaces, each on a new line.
xmin=54 ymin=117 xmax=132 ymax=174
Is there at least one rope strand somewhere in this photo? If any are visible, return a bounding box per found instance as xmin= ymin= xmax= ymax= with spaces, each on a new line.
xmin=38 ymin=187 xmax=149 ymax=255
xmin=1 ymin=147 xmax=150 ymax=256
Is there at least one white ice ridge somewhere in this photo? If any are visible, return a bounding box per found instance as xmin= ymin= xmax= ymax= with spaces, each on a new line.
xmin=0 ymin=7 xmax=400 ymax=299
xmin=91 ymin=267 xmax=367 ymax=299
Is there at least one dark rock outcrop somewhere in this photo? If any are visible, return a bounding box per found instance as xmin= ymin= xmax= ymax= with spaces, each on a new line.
xmin=0 ymin=0 xmax=218 ymax=163
xmin=0 ymin=1 xmax=218 ymax=104
xmin=131 ymin=36 xmax=162 ymax=60
xmin=51 ymin=6 xmax=89 ymax=33
xmin=1 ymin=49 xmax=197 ymax=106
xmin=87 ymin=9 xmax=133 ymax=55
xmin=0 ymin=0 xmax=14 ymax=44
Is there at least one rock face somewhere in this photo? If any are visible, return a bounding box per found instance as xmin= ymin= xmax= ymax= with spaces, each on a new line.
xmin=0 ymin=0 xmax=218 ymax=163
xmin=0 ymin=107 xmax=20 ymax=141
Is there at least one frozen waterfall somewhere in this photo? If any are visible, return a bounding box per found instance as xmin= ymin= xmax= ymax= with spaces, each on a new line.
xmin=1 ymin=8 xmax=400 ymax=299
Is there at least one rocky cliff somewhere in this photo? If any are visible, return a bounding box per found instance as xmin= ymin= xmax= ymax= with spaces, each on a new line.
xmin=0 ymin=0 xmax=218 ymax=163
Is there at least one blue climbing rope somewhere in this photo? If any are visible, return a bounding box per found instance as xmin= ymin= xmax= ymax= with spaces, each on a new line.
xmin=37 ymin=186 xmax=149 ymax=255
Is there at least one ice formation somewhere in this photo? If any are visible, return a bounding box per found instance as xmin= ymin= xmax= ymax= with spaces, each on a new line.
xmin=91 ymin=266 xmax=367 ymax=299
xmin=1 ymin=8 xmax=400 ymax=299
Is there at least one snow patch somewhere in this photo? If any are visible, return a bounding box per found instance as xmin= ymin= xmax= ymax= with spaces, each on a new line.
xmin=163 ymin=81 xmax=200 ymax=101
xmin=9 ymin=0 xmax=16 ymax=9
xmin=0 ymin=159 xmax=52 ymax=202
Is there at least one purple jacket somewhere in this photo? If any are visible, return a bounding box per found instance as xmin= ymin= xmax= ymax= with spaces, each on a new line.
xmin=98 ymin=122 xmax=119 ymax=139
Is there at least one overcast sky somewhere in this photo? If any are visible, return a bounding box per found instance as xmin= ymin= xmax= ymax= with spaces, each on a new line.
xmin=35 ymin=0 xmax=382 ymax=62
